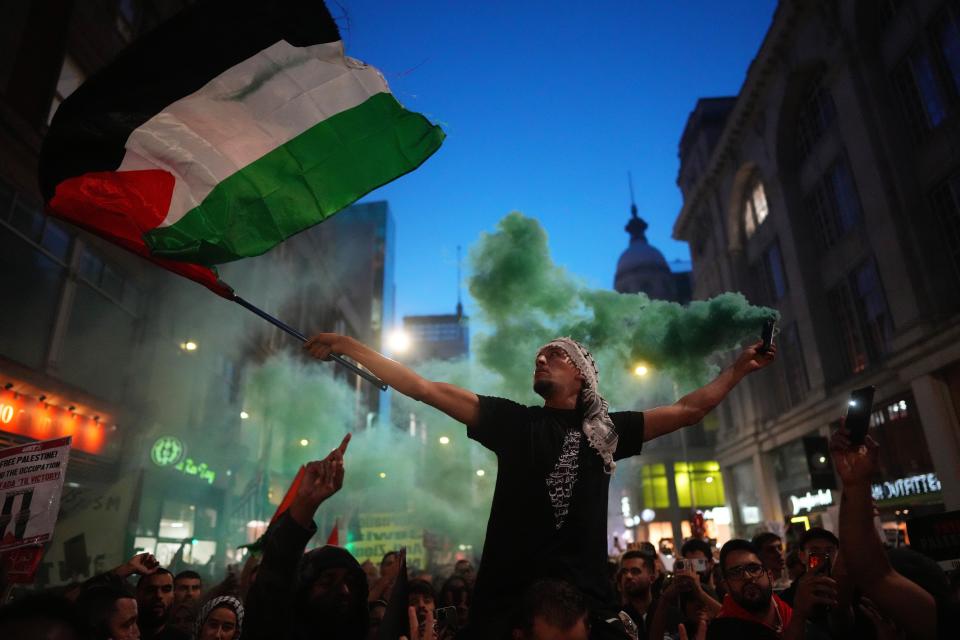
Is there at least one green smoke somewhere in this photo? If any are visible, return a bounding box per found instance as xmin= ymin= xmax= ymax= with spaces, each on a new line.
xmin=470 ymin=212 xmax=778 ymax=402
xmin=240 ymin=211 xmax=776 ymax=565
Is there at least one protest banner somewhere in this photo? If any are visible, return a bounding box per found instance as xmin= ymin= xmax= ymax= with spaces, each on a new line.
xmin=0 ymin=437 xmax=72 ymax=583
xmin=344 ymin=512 xmax=425 ymax=569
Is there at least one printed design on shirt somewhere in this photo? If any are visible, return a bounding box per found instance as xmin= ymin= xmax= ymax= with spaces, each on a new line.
xmin=545 ymin=429 xmax=582 ymax=530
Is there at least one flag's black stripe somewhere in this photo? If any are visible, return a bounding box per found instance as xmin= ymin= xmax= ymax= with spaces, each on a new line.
xmin=39 ymin=0 xmax=339 ymax=200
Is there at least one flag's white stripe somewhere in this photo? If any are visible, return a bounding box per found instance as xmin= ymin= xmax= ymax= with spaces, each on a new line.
xmin=118 ymin=40 xmax=388 ymax=228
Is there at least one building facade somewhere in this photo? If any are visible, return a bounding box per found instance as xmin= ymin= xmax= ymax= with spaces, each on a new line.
xmin=673 ymin=0 xmax=960 ymax=542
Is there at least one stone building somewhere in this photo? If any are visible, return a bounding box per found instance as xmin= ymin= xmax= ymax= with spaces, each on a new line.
xmin=673 ymin=0 xmax=960 ymax=539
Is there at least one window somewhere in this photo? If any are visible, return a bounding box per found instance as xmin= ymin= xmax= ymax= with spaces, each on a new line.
xmin=855 ymin=259 xmax=893 ymax=357
xmin=828 ymin=259 xmax=893 ymax=375
xmin=743 ymin=178 xmax=769 ymax=239
xmin=829 ymin=280 xmax=869 ymax=374
xmin=796 ymin=77 xmax=836 ymax=160
xmin=892 ymin=8 xmax=960 ymax=136
xmin=940 ymin=9 xmax=960 ymax=94
xmin=674 ymin=461 xmax=725 ymax=508
xmin=753 ymin=240 xmax=788 ymax=303
xmin=805 ymin=157 xmax=862 ymax=250
xmin=779 ymin=324 xmax=810 ymax=406
xmin=929 ymin=172 xmax=960 ymax=286
xmin=640 ymin=464 xmax=670 ymax=509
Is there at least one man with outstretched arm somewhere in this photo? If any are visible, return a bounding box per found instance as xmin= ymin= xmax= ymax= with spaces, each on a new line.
xmin=305 ymin=333 xmax=776 ymax=638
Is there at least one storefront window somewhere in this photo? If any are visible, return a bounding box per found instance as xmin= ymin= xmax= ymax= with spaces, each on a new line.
xmin=674 ymin=461 xmax=725 ymax=508
xmin=159 ymin=501 xmax=196 ymax=538
xmin=641 ymin=464 xmax=671 ymax=509
xmin=731 ymin=460 xmax=762 ymax=525
xmin=773 ymin=439 xmax=814 ymax=517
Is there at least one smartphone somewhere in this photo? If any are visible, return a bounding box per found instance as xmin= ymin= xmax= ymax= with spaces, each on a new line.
xmin=435 ymin=606 xmax=459 ymax=629
xmin=845 ymin=386 xmax=876 ymax=446
xmin=689 ymin=558 xmax=707 ymax=573
xmin=759 ymin=319 xmax=777 ymax=354
xmin=807 ymin=552 xmax=832 ymax=576
xmin=674 ymin=559 xmax=685 ymax=572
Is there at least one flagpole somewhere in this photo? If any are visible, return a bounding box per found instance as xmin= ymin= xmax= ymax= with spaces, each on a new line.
xmin=232 ymin=295 xmax=388 ymax=391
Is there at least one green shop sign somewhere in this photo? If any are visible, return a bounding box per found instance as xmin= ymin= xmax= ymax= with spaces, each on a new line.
xmin=150 ymin=436 xmax=217 ymax=485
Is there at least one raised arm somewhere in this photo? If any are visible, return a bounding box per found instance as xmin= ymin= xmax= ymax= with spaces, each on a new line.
xmin=305 ymin=333 xmax=480 ymax=427
xmin=830 ymin=426 xmax=937 ymax=640
xmin=643 ymin=341 xmax=775 ymax=442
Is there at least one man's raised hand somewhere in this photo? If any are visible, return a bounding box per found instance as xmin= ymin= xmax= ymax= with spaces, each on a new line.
xmin=114 ymin=551 xmax=160 ymax=578
xmin=289 ymin=434 xmax=350 ymax=527
xmin=830 ymin=421 xmax=879 ymax=487
xmin=733 ymin=340 xmax=777 ymax=376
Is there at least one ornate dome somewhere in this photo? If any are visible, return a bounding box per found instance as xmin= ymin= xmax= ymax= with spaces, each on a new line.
xmin=615 ymin=210 xmax=670 ymax=276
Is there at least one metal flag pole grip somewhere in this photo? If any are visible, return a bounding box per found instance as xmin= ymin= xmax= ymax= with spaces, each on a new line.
xmin=233 ymin=295 xmax=388 ymax=391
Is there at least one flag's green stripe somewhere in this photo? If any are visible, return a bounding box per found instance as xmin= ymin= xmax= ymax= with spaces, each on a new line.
xmin=143 ymin=92 xmax=444 ymax=264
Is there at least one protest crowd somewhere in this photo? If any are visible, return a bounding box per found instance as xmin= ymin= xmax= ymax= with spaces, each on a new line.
xmin=0 ymin=418 xmax=958 ymax=640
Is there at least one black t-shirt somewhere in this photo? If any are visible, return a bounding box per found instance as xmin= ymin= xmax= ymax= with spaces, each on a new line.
xmin=467 ymin=395 xmax=645 ymax=624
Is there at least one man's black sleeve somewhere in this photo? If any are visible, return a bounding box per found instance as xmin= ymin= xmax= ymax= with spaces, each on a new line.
xmin=612 ymin=411 xmax=644 ymax=460
xmin=243 ymin=511 xmax=316 ymax=640
xmin=466 ymin=395 xmax=528 ymax=455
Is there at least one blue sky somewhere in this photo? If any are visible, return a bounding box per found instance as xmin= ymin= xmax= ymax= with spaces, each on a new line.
xmin=340 ymin=1 xmax=778 ymax=321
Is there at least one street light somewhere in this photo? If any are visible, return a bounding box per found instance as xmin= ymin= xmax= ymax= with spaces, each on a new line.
xmin=438 ymin=436 xmax=450 ymax=445
xmin=299 ymin=438 xmax=309 ymax=447
xmin=180 ymin=341 xmax=198 ymax=352
xmin=240 ymin=411 xmax=249 ymax=420
xmin=476 ymin=469 xmax=485 ymax=477
xmin=378 ymin=471 xmax=387 ymax=479
xmin=633 ymin=364 xmax=649 ymax=377
xmin=388 ymin=329 xmax=412 ymax=354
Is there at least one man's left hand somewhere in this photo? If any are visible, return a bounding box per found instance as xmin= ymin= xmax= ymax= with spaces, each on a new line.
xmin=733 ymin=340 xmax=777 ymax=376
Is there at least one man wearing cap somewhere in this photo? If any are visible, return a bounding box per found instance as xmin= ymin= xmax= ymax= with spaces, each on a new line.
xmin=304 ymin=333 xmax=775 ymax=638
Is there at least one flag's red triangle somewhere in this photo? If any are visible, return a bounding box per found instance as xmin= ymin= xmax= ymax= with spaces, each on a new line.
xmin=271 ymin=465 xmax=306 ymax=525
xmin=326 ymin=519 xmax=339 ymax=546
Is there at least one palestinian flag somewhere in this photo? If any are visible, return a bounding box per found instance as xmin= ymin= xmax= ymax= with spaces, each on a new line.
xmin=39 ymin=0 xmax=444 ymax=297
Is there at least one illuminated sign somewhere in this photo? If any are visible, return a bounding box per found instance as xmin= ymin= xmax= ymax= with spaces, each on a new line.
xmin=150 ymin=437 xmax=215 ymax=484
xmin=0 ymin=390 xmax=107 ymax=455
xmin=871 ymin=473 xmax=941 ymax=502
xmin=703 ymin=507 xmax=731 ymax=525
xmin=173 ymin=457 xmax=216 ymax=485
xmin=790 ymin=489 xmax=834 ymax=515
xmin=151 ymin=436 xmax=185 ymax=467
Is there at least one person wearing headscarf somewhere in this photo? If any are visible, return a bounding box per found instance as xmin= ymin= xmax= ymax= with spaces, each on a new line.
xmin=305 ymin=332 xmax=775 ymax=638
xmin=194 ymin=595 xmax=243 ymax=640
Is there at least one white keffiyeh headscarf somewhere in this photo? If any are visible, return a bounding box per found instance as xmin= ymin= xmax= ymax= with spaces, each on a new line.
xmin=538 ymin=337 xmax=618 ymax=474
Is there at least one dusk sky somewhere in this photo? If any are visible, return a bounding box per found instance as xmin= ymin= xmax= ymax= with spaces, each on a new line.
xmin=340 ymin=1 xmax=778 ymax=321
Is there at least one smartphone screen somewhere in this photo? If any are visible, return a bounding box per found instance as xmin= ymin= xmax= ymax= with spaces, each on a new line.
xmin=845 ymin=386 xmax=875 ymax=446
xmin=807 ymin=552 xmax=832 ymax=577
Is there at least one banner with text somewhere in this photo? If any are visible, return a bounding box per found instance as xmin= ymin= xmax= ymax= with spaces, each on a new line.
xmin=0 ymin=437 xmax=71 ymax=552
xmin=345 ymin=512 xmax=425 ymax=570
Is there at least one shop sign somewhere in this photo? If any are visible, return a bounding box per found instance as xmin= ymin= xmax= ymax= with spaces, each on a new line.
xmin=151 ymin=436 xmax=185 ymax=467
xmin=150 ymin=437 xmax=215 ymax=485
xmin=0 ymin=389 xmax=108 ymax=456
xmin=173 ymin=458 xmax=216 ymax=485
xmin=790 ymin=489 xmax=833 ymax=515
xmin=871 ymin=473 xmax=941 ymax=502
